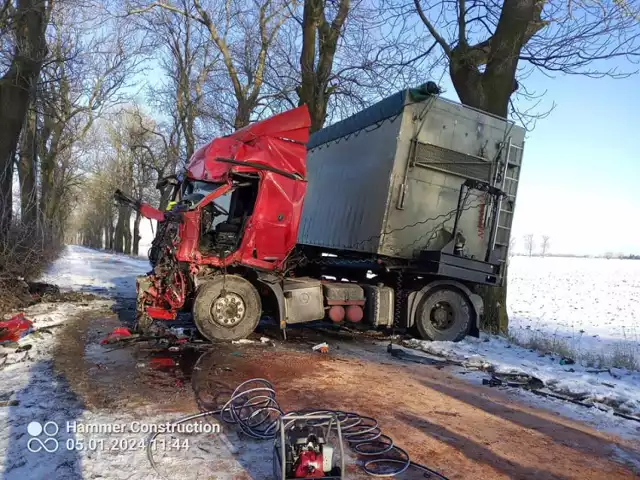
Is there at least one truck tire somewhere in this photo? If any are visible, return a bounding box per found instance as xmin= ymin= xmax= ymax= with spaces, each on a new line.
xmin=415 ymin=288 xmax=471 ymax=342
xmin=193 ymin=275 xmax=262 ymax=341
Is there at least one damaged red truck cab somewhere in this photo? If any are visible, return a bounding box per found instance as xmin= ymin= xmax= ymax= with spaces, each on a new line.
xmin=131 ymin=105 xmax=313 ymax=339
xmin=174 ymin=106 xmax=310 ymax=271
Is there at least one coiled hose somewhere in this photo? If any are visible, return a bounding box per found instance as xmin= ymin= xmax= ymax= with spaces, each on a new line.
xmin=147 ymin=378 xmax=448 ymax=479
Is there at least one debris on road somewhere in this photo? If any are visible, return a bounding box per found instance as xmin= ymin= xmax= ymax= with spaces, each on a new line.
xmin=149 ymin=357 xmax=177 ymax=369
xmin=100 ymin=327 xmax=133 ymax=344
xmin=312 ymin=342 xmax=329 ymax=353
xmin=0 ymin=313 xmax=33 ymax=344
xmin=482 ymin=372 xmax=544 ymax=390
xmin=404 ymin=336 xmax=640 ymax=420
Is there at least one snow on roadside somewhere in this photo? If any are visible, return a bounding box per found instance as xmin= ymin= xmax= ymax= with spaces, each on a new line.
xmin=403 ymin=335 xmax=640 ymax=438
xmin=0 ymin=301 xmax=273 ymax=480
xmin=39 ymin=245 xmax=150 ymax=298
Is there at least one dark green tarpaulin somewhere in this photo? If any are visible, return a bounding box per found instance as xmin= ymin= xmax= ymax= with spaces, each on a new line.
xmin=307 ymin=82 xmax=441 ymax=150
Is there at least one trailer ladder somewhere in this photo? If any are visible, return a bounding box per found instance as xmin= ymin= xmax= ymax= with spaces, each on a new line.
xmin=490 ymin=138 xmax=524 ymax=265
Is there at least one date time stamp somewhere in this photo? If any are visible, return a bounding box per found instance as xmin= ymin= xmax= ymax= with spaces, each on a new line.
xmin=65 ymin=437 xmax=190 ymax=452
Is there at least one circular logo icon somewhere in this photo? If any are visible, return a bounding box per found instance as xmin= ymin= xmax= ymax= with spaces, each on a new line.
xmin=27 ymin=420 xmax=59 ymax=453
xmin=27 ymin=421 xmax=43 ymax=437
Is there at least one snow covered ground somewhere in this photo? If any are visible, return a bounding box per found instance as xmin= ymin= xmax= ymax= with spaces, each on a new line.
xmin=401 ymin=256 xmax=640 ymax=440
xmin=0 ymin=303 xmax=275 ymax=480
xmin=0 ymin=248 xmax=274 ymax=480
xmin=508 ymin=256 xmax=640 ymax=367
xmin=39 ymin=245 xmax=151 ymax=298
xmin=404 ymin=336 xmax=640 ymax=439
xmin=2 ymin=247 xmax=639 ymax=479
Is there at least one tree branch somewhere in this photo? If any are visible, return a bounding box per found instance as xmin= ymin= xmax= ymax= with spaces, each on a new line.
xmin=458 ymin=0 xmax=466 ymax=46
xmin=414 ymin=0 xmax=451 ymax=56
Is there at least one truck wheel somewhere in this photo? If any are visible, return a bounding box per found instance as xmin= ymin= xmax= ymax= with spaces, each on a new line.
xmin=415 ymin=288 xmax=471 ymax=342
xmin=193 ymin=275 xmax=262 ymax=341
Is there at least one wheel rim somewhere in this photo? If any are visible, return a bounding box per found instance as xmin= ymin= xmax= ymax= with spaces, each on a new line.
xmin=210 ymin=292 xmax=246 ymax=327
xmin=429 ymin=301 xmax=455 ymax=331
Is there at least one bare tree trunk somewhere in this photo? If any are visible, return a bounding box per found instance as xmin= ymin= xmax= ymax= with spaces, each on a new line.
xmin=107 ymin=218 xmax=114 ymax=250
xmin=480 ymin=273 xmax=509 ymax=334
xmin=132 ymin=210 xmax=142 ymax=256
xmin=114 ymin=207 xmax=127 ymax=253
xmin=0 ymin=0 xmax=49 ymax=230
xmin=40 ymin=119 xmax=65 ymax=225
xmin=298 ymin=0 xmax=350 ymax=133
xmin=0 ymin=154 xmax=14 ymax=232
xmin=233 ymin=102 xmax=251 ymax=130
xmin=159 ymin=186 xmax=171 ymax=212
xmin=123 ymin=211 xmax=132 ymax=255
xmin=18 ymin=103 xmax=38 ymax=224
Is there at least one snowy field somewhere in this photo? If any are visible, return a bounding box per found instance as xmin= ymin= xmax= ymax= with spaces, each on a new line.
xmin=508 ymin=256 xmax=640 ymax=368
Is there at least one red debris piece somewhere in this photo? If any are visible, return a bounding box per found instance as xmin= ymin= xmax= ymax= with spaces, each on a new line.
xmin=148 ymin=357 xmax=176 ymax=369
xmin=0 ymin=313 xmax=34 ymax=344
xmin=100 ymin=327 xmax=132 ymax=345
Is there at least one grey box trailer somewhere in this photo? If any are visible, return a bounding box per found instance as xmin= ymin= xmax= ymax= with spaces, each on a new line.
xmin=297 ymin=85 xmax=525 ymax=285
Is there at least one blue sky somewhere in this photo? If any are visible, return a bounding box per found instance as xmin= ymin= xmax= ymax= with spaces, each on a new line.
xmin=436 ymin=67 xmax=640 ymax=256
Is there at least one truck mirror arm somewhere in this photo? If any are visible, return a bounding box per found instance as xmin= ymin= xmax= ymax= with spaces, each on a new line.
xmin=156 ymin=175 xmax=180 ymax=190
xmin=113 ymin=189 xmax=166 ymax=223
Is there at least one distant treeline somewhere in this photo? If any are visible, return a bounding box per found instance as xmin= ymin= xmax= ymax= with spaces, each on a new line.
xmin=514 ymin=253 xmax=640 ymax=260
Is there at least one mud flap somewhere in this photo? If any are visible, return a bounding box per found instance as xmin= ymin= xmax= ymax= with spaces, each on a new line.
xmin=256 ymin=273 xmax=287 ymax=331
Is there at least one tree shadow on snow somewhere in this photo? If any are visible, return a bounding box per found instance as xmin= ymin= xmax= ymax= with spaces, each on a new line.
xmin=4 ymin=360 xmax=83 ymax=480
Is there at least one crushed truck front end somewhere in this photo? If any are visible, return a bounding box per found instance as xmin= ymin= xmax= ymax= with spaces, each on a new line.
xmin=122 ymin=105 xmax=312 ymax=336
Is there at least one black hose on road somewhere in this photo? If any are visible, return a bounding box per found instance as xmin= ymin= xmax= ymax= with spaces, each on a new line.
xmin=147 ymin=378 xmax=448 ymax=479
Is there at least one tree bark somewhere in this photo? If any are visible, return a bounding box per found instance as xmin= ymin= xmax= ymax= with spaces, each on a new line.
xmin=114 ymin=207 xmax=127 ymax=253
xmin=0 ymin=0 xmax=49 ymax=229
xmin=298 ymin=0 xmax=350 ymax=133
xmin=18 ymin=102 xmax=38 ymax=225
xmin=107 ymin=216 xmax=114 ymax=250
xmin=0 ymin=153 xmax=14 ymax=232
xmin=448 ymin=0 xmax=544 ymax=118
xmin=123 ymin=210 xmax=132 ymax=255
xmin=233 ymin=102 xmax=251 ymax=130
xmin=132 ymin=209 xmax=142 ymax=256
xmin=159 ymin=185 xmax=171 ymax=212
xmin=40 ymin=75 xmax=69 ymax=226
